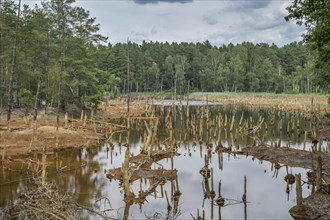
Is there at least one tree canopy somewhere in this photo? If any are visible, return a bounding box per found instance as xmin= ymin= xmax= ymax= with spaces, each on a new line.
xmin=285 ymin=0 xmax=330 ymax=92
xmin=0 ymin=0 xmax=327 ymax=116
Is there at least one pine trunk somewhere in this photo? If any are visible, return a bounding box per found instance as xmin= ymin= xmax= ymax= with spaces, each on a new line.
xmin=33 ymin=77 xmax=41 ymax=130
xmin=7 ymin=0 xmax=21 ymax=121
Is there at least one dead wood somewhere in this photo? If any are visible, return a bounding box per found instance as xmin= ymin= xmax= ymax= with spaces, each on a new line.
xmin=0 ymin=180 xmax=79 ymax=220
xmin=289 ymin=192 xmax=330 ymax=220
xmin=235 ymin=146 xmax=330 ymax=185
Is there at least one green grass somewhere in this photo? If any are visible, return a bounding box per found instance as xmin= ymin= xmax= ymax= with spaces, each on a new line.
xmin=189 ymin=92 xmax=328 ymax=99
xmin=129 ymin=91 xmax=328 ymax=100
xmin=129 ymin=92 xmax=177 ymax=99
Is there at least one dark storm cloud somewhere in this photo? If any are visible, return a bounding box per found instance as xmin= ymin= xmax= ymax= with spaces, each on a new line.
xmin=240 ymin=0 xmax=270 ymax=9
xmin=133 ymin=0 xmax=193 ymax=5
xmin=224 ymin=0 xmax=271 ymax=12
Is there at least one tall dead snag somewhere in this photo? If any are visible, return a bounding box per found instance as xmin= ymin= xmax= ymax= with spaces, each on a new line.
xmin=140 ymin=118 xmax=159 ymax=155
xmin=0 ymin=1 xmax=3 ymax=109
xmin=122 ymin=148 xmax=133 ymax=200
xmin=123 ymin=203 xmax=131 ymax=220
xmin=295 ymin=173 xmax=303 ymax=205
xmin=7 ymin=0 xmax=21 ymax=122
xmin=242 ymin=176 xmax=247 ymax=202
xmin=316 ymin=156 xmax=322 ymax=192
xmin=243 ymin=176 xmax=247 ymax=220
xmin=41 ymin=152 xmax=47 ymax=185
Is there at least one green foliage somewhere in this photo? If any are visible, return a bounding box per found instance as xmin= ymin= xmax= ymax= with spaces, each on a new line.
xmin=85 ymin=93 xmax=103 ymax=110
xmin=105 ymin=41 xmax=321 ymax=94
xmin=286 ymin=0 xmax=330 ymax=92
xmin=65 ymin=103 xmax=80 ymax=115
xmin=246 ymin=72 xmax=260 ymax=92
xmin=0 ymin=0 xmax=327 ymax=115
xmin=19 ymin=88 xmax=34 ymax=114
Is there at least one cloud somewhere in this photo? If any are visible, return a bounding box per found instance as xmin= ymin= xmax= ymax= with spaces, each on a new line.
xmin=203 ymin=14 xmax=218 ymax=25
xmin=157 ymin=12 xmax=173 ymax=16
xmin=23 ymin=0 xmax=304 ymax=47
xmin=132 ymin=0 xmax=193 ymax=5
xmin=244 ymin=14 xmax=284 ymax=31
xmin=129 ymin=31 xmax=150 ymax=43
xmin=240 ymin=0 xmax=270 ymax=9
xmin=151 ymin=26 xmax=158 ymax=35
xmin=203 ymin=3 xmax=305 ymax=47
xmin=224 ymin=0 xmax=271 ymax=12
xmin=278 ymin=22 xmax=306 ymax=41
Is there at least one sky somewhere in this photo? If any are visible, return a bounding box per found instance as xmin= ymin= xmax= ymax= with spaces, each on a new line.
xmin=24 ymin=0 xmax=305 ymax=46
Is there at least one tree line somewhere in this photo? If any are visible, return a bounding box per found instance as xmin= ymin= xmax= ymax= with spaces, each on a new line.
xmin=0 ymin=0 xmax=328 ymax=117
xmin=107 ymin=40 xmax=319 ymax=95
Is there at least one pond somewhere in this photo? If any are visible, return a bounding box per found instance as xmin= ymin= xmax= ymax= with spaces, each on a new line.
xmin=0 ymin=103 xmax=322 ymax=219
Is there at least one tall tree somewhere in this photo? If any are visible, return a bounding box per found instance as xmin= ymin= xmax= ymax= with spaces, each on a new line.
xmin=256 ymin=58 xmax=276 ymax=92
xmin=286 ymin=0 xmax=330 ymax=92
xmin=0 ymin=0 xmax=18 ymax=108
xmin=7 ymin=0 xmax=20 ymax=121
xmin=227 ymin=55 xmax=244 ymax=92
xmin=43 ymin=0 xmax=74 ymax=126
xmin=43 ymin=0 xmax=106 ymax=112
xmin=20 ymin=7 xmax=51 ymax=128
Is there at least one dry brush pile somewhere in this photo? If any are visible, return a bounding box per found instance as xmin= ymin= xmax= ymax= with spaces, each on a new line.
xmin=0 ymin=180 xmax=79 ymax=220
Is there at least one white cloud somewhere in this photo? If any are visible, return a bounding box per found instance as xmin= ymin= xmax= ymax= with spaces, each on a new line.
xmin=22 ymin=0 xmax=305 ymax=46
xmin=151 ymin=26 xmax=158 ymax=35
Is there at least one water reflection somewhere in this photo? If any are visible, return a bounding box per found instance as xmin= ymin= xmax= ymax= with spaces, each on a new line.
xmin=1 ymin=104 xmax=322 ymax=219
xmin=0 ymin=144 xmax=312 ymax=219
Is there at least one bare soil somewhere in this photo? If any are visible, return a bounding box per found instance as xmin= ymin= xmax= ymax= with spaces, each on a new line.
xmin=0 ymin=100 xmax=148 ymax=156
xmin=0 ymin=122 xmax=102 ymax=156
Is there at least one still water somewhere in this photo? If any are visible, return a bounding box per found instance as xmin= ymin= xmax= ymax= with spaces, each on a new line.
xmin=0 ymin=103 xmax=320 ymax=219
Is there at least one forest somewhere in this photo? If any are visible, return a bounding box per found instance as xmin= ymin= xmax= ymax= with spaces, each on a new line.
xmin=0 ymin=0 xmax=328 ymax=115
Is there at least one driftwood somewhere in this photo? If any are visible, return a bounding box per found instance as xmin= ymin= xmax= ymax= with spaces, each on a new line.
xmin=239 ymin=117 xmax=264 ymax=135
xmin=0 ymin=180 xmax=79 ymax=220
xmin=106 ymin=146 xmax=179 ymax=206
xmin=107 ymin=167 xmax=177 ymax=183
xmin=106 ymin=148 xmax=179 ymax=182
xmin=140 ymin=118 xmax=159 ymax=155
